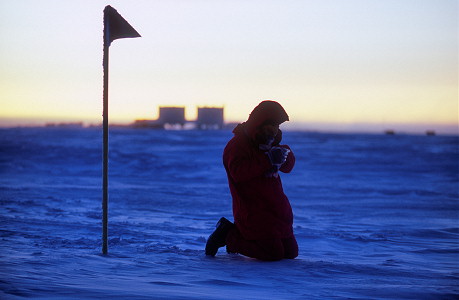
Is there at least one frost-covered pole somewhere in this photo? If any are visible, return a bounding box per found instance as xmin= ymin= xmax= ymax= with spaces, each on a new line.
xmin=102 ymin=6 xmax=140 ymax=255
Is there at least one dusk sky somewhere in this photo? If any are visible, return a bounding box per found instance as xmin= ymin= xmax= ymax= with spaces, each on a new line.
xmin=1 ymin=0 xmax=457 ymax=133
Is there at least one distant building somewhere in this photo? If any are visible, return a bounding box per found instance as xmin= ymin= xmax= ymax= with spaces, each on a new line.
xmin=45 ymin=122 xmax=83 ymax=128
xmin=133 ymin=105 xmax=225 ymax=130
xmin=158 ymin=106 xmax=186 ymax=126
xmin=132 ymin=119 xmax=163 ymax=129
xmin=196 ymin=107 xmax=224 ymax=129
xmin=384 ymin=129 xmax=395 ymax=135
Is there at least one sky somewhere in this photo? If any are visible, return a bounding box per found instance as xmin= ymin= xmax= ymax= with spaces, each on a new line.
xmin=0 ymin=0 xmax=457 ymax=133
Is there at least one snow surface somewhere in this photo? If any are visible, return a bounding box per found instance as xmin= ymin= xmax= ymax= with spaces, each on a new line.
xmin=0 ymin=127 xmax=458 ymax=299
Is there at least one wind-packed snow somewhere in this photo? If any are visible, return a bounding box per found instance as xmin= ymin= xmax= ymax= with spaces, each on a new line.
xmin=0 ymin=127 xmax=458 ymax=299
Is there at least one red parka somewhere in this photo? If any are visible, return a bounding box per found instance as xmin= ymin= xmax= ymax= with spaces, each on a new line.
xmin=223 ymin=101 xmax=295 ymax=240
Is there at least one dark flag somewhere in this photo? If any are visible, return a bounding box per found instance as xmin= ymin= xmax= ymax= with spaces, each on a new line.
xmin=104 ymin=5 xmax=141 ymax=47
xmin=102 ymin=6 xmax=140 ymax=255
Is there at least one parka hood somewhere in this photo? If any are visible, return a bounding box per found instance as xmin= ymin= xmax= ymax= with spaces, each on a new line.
xmin=233 ymin=100 xmax=289 ymax=143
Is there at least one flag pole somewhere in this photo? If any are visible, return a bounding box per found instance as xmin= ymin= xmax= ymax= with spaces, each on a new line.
xmin=102 ymin=5 xmax=140 ymax=255
xmin=102 ymin=11 xmax=109 ymax=255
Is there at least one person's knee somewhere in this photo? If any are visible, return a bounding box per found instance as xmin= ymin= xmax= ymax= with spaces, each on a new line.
xmin=256 ymin=240 xmax=285 ymax=261
xmin=282 ymin=237 xmax=298 ymax=259
xmin=284 ymin=250 xmax=298 ymax=259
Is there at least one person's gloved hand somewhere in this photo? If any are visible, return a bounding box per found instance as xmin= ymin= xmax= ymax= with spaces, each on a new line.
xmin=267 ymin=147 xmax=290 ymax=166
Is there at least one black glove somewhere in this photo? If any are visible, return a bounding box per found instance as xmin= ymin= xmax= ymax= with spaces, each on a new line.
xmin=267 ymin=147 xmax=290 ymax=166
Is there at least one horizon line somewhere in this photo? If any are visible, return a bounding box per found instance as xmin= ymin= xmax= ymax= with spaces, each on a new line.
xmin=0 ymin=118 xmax=457 ymax=136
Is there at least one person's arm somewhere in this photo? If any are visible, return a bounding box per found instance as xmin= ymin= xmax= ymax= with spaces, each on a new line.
xmin=279 ymin=145 xmax=295 ymax=173
xmin=225 ymin=146 xmax=272 ymax=183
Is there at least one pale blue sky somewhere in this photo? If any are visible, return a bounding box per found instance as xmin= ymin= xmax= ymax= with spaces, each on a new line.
xmin=1 ymin=0 xmax=457 ymax=133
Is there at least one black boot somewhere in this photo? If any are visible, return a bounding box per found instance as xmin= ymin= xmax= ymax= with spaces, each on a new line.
xmin=205 ymin=217 xmax=234 ymax=256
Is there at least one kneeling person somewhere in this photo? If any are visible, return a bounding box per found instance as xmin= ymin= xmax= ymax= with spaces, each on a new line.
xmin=205 ymin=100 xmax=298 ymax=261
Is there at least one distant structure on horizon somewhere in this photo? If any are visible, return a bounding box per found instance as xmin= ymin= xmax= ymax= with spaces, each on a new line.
xmin=197 ymin=107 xmax=224 ymax=129
xmin=158 ymin=106 xmax=186 ymax=126
xmin=133 ymin=106 xmax=225 ymax=129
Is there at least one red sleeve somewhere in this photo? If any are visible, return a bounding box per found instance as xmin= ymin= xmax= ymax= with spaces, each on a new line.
xmin=224 ymin=140 xmax=272 ymax=183
xmin=279 ymin=145 xmax=295 ymax=173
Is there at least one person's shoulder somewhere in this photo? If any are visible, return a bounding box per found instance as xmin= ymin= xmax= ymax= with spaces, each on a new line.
xmin=224 ymin=132 xmax=250 ymax=153
xmin=230 ymin=132 xmax=250 ymax=145
xmin=224 ymin=135 xmax=240 ymax=151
